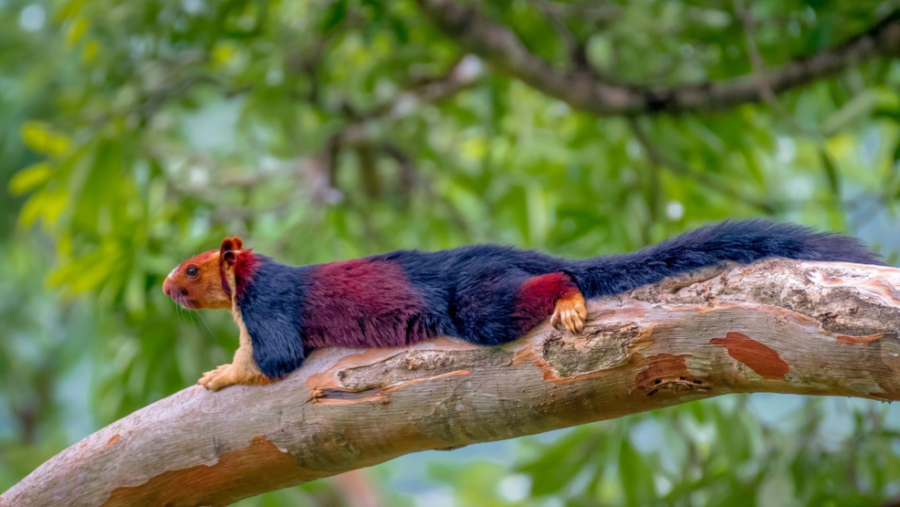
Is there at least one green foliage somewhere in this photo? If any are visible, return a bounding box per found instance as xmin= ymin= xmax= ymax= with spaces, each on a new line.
xmin=2 ymin=0 xmax=900 ymax=505
xmin=501 ymin=399 xmax=900 ymax=507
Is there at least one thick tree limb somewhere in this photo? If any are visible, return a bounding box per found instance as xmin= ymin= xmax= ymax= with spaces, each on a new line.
xmin=5 ymin=259 xmax=900 ymax=506
xmin=415 ymin=0 xmax=900 ymax=115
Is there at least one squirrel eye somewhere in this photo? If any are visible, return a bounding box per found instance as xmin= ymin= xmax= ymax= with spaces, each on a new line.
xmin=186 ymin=266 xmax=199 ymax=277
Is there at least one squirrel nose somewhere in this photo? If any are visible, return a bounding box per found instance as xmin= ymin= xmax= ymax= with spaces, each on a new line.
xmin=163 ymin=278 xmax=173 ymax=297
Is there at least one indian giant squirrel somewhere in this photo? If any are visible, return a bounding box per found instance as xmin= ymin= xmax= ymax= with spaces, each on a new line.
xmin=162 ymin=220 xmax=881 ymax=390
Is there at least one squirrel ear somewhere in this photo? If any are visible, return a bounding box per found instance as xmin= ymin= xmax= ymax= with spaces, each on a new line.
xmin=220 ymin=237 xmax=235 ymax=254
xmin=219 ymin=237 xmax=240 ymax=266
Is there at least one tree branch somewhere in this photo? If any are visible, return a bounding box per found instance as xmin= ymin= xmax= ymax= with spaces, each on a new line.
xmin=5 ymin=259 xmax=900 ymax=506
xmin=415 ymin=0 xmax=900 ymax=115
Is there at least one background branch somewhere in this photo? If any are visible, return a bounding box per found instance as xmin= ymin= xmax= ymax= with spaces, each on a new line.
xmin=416 ymin=0 xmax=900 ymax=115
xmin=5 ymin=259 xmax=900 ymax=506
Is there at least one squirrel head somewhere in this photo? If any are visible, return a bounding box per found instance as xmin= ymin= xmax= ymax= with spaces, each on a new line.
xmin=163 ymin=236 xmax=254 ymax=310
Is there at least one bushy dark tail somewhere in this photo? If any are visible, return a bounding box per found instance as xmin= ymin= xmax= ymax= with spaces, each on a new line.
xmin=572 ymin=219 xmax=881 ymax=299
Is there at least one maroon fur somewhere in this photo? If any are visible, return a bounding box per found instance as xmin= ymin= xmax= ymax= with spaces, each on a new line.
xmin=220 ymin=267 xmax=232 ymax=299
xmin=231 ymin=250 xmax=260 ymax=298
xmin=301 ymin=259 xmax=428 ymax=348
xmin=512 ymin=272 xmax=579 ymax=333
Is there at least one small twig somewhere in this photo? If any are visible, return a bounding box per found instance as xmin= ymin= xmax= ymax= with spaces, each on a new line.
xmin=522 ymin=0 xmax=621 ymax=22
xmin=628 ymin=117 xmax=777 ymax=213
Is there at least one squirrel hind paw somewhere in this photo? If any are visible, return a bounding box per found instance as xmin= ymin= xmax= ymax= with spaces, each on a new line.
xmin=551 ymin=294 xmax=587 ymax=334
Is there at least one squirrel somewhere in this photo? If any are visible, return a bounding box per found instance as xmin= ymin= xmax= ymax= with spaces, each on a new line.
xmin=163 ymin=220 xmax=881 ymax=391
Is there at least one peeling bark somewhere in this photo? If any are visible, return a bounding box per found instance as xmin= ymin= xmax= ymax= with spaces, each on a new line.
xmin=4 ymin=259 xmax=900 ymax=507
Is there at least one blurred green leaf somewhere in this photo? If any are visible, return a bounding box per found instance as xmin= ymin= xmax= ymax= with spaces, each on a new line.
xmin=19 ymin=122 xmax=71 ymax=156
xmin=8 ymin=162 xmax=53 ymax=195
xmin=618 ymin=438 xmax=655 ymax=506
xmin=819 ymin=149 xmax=841 ymax=197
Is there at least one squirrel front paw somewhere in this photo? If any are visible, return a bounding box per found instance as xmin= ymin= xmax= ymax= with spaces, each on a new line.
xmin=198 ymin=362 xmax=273 ymax=391
xmin=198 ymin=364 xmax=237 ymax=391
xmin=551 ymin=293 xmax=587 ymax=334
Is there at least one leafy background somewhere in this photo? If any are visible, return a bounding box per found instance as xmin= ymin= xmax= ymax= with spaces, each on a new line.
xmin=2 ymin=0 xmax=900 ymax=505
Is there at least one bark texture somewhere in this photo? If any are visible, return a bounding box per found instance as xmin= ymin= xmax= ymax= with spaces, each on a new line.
xmin=4 ymin=259 xmax=900 ymax=507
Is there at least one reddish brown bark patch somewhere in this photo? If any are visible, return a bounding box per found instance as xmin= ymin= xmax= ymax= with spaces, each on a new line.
xmin=710 ymin=332 xmax=789 ymax=379
xmin=836 ymin=333 xmax=883 ymax=345
xmin=106 ymin=434 xmax=120 ymax=446
xmin=633 ymin=354 xmax=706 ymax=396
xmin=101 ymin=437 xmax=314 ymax=507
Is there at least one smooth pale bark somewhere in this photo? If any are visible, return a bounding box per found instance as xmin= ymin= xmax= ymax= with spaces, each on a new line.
xmin=4 ymin=259 xmax=900 ymax=507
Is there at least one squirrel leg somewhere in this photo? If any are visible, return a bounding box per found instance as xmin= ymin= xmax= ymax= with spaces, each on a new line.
xmin=550 ymin=290 xmax=587 ymax=334
xmin=198 ymin=347 xmax=270 ymax=391
xmin=516 ymin=272 xmax=587 ymax=335
xmin=198 ymin=363 xmax=232 ymax=390
xmin=198 ymin=325 xmax=271 ymax=391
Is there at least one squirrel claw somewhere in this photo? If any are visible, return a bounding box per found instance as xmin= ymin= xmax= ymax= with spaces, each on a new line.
xmin=551 ymin=293 xmax=587 ymax=334
xmin=198 ymin=364 xmax=234 ymax=391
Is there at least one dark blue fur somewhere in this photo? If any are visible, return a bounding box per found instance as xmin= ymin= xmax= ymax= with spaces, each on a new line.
xmin=379 ymin=245 xmax=567 ymax=346
xmin=571 ymin=219 xmax=881 ymax=297
xmin=236 ymin=260 xmax=311 ymax=379
xmin=237 ymin=219 xmax=881 ymax=378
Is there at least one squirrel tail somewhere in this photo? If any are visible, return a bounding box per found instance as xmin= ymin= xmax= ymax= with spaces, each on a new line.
xmin=571 ymin=219 xmax=882 ymax=299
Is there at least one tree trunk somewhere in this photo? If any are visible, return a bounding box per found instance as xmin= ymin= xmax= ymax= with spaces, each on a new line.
xmin=4 ymin=259 xmax=900 ymax=507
